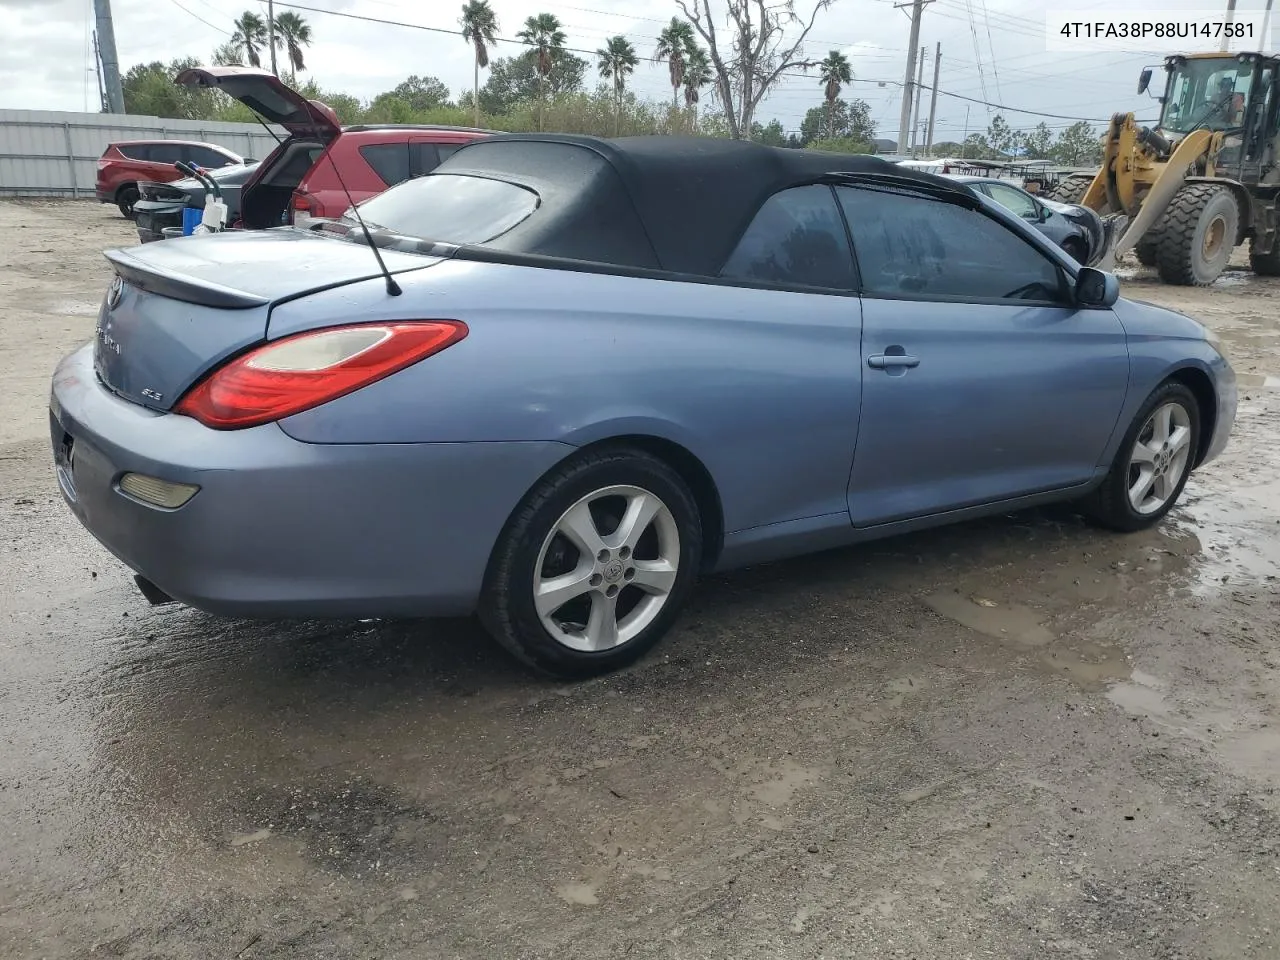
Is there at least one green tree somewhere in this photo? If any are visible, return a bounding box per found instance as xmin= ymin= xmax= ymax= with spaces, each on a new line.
xmin=751 ymin=118 xmax=788 ymax=146
xmin=391 ymin=76 xmax=452 ymax=112
xmin=1052 ymin=121 xmax=1102 ymax=165
xmin=655 ymin=18 xmax=696 ymax=110
xmin=460 ymin=0 xmax=499 ymax=127
xmin=683 ymin=45 xmax=712 ymax=119
xmin=211 ymin=42 xmax=243 ymax=66
xmin=963 ymin=132 xmax=993 ymax=159
xmin=1023 ymin=122 xmax=1053 ymax=160
xmin=986 ymin=114 xmax=1015 ymax=155
xmin=799 ymin=98 xmax=873 ymax=147
xmin=597 ymin=36 xmax=639 ymax=135
xmin=122 ymin=58 xmax=221 ymax=119
xmin=818 ymin=50 xmax=852 ymax=140
xmin=516 ymin=12 xmax=568 ymax=130
xmin=478 ymin=50 xmax=586 ymax=116
xmin=231 ymin=11 xmax=268 ymax=69
xmin=271 ymin=11 xmax=312 ymax=83
xmin=808 ymin=136 xmax=874 ymax=155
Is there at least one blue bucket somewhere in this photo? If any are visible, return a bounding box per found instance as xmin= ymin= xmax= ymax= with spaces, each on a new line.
xmin=182 ymin=206 xmax=202 ymax=236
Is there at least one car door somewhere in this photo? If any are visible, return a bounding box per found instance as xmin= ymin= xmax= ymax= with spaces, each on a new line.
xmin=835 ymin=182 xmax=1130 ymax=527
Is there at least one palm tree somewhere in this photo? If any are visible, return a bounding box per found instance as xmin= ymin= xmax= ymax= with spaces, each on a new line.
xmin=230 ymin=11 xmax=268 ymax=69
xmin=819 ymin=50 xmax=853 ymax=140
xmin=460 ymin=0 xmax=499 ymax=128
xmin=212 ymin=42 xmax=244 ymax=66
xmin=271 ymin=11 xmax=313 ymax=84
xmin=683 ymin=45 xmax=712 ymax=122
xmin=597 ymin=36 xmax=639 ymax=136
xmin=516 ymin=13 xmax=566 ymax=131
xmin=654 ymin=18 xmax=695 ymax=110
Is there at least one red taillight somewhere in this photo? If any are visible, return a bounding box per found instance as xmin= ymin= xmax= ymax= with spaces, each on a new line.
xmin=174 ymin=321 xmax=467 ymax=430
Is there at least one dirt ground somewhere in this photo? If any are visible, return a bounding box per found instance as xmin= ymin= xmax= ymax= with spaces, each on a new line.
xmin=1 ymin=199 xmax=1279 ymax=960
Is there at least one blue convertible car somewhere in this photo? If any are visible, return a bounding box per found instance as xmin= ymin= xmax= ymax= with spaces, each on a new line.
xmin=50 ymin=135 xmax=1236 ymax=677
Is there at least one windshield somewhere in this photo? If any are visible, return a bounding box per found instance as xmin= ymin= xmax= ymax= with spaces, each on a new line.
xmin=348 ymin=174 xmax=539 ymax=246
xmin=1162 ymin=58 xmax=1253 ymax=133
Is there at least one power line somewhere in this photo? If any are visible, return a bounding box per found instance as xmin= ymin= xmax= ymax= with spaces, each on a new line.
xmin=163 ymin=0 xmax=229 ymax=33
xmin=264 ymin=1 xmax=1138 ymax=126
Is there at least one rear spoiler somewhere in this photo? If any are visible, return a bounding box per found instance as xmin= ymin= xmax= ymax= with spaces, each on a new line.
xmin=104 ymin=248 xmax=269 ymax=310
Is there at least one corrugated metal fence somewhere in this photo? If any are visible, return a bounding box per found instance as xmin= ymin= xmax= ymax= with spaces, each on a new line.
xmin=0 ymin=109 xmax=286 ymax=198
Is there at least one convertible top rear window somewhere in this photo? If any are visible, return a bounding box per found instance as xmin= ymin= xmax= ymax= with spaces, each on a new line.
xmin=354 ymin=174 xmax=539 ymax=246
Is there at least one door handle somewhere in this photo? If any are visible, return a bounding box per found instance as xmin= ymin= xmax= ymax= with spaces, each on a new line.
xmin=867 ymin=353 xmax=920 ymax=369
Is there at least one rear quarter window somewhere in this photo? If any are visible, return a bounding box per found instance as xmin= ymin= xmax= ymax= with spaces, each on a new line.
xmin=115 ymin=144 xmax=152 ymax=162
xmin=359 ymin=143 xmax=412 ymax=187
xmin=354 ymin=173 xmax=538 ymax=245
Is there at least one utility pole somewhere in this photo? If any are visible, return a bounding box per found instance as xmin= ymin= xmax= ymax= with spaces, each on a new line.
xmin=93 ymin=0 xmax=125 ymax=114
xmin=925 ymin=42 xmax=941 ymax=158
xmin=962 ymin=104 xmax=970 ymax=157
xmin=910 ymin=45 xmax=926 ymax=155
xmin=268 ymin=0 xmax=278 ymax=76
xmin=92 ymin=31 xmax=107 ymax=113
xmin=895 ymin=0 xmax=929 ymax=156
xmin=1221 ymin=0 xmax=1237 ymax=51
xmin=1263 ymin=0 xmax=1275 ymax=50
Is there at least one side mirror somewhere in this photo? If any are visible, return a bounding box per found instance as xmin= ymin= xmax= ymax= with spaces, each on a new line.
xmin=1138 ymin=68 xmax=1153 ymax=95
xmin=1075 ymin=266 xmax=1119 ymax=307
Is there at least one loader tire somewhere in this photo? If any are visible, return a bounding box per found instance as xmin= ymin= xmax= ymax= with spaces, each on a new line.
xmin=1249 ymin=237 xmax=1280 ymax=276
xmin=1155 ymin=184 xmax=1238 ymax=286
xmin=1044 ymin=174 xmax=1092 ymax=204
xmin=1135 ymin=240 xmax=1159 ymax=267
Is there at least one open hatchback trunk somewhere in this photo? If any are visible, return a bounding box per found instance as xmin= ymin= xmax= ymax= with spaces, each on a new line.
xmin=174 ymin=67 xmax=341 ymax=229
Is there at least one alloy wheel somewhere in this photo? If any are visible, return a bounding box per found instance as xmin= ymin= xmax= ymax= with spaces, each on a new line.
xmin=1127 ymin=401 xmax=1193 ymax=515
xmin=533 ymin=484 xmax=680 ymax=652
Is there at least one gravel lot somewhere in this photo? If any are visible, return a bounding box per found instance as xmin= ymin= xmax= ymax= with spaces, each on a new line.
xmin=2 ymin=199 xmax=1279 ymax=959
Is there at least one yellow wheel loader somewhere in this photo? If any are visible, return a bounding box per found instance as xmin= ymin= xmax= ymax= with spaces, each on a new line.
xmin=1044 ymin=51 xmax=1280 ymax=285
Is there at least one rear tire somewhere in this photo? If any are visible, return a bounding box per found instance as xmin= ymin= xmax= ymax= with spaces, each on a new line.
xmin=1081 ymin=381 xmax=1200 ymax=533
xmin=1134 ymin=240 xmax=1159 ymax=267
xmin=479 ymin=447 xmax=702 ymax=679
xmin=1155 ymin=184 xmax=1238 ymax=286
xmin=1249 ymin=237 xmax=1280 ymax=276
xmin=1044 ymin=174 xmax=1092 ymax=204
xmin=116 ymin=185 xmax=139 ymax=219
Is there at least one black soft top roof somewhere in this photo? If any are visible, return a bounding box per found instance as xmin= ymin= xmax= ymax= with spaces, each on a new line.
xmin=432 ymin=133 xmax=976 ymax=277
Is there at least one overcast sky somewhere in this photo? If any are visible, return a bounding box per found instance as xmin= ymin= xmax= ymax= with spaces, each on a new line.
xmin=1 ymin=0 xmax=1271 ymax=141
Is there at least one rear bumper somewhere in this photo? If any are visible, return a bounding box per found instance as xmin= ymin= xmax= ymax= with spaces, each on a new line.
xmin=50 ymin=344 xmax=572 ymax=618
xmin=95 ymin=187 xmax=112 ymax=203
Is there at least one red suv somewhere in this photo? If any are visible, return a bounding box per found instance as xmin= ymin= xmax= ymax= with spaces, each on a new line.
xmin=96 ymin=139 xmax=244 ymax=218
xmin=174 ymin=67 xmax=493 ymax=230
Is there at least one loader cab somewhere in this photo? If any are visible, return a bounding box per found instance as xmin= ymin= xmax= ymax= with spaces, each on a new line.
xmin=1156 ymin=53 xmax=1280 ymax=183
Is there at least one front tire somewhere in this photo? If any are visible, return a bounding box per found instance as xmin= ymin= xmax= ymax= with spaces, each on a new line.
xmin=479 ymin=447 xmax=703 ymax=679
xmin=1082 ymin=381 xmax=1201 ymax=532
xmin=1155 ymin=184 xmax=1238 ymax=286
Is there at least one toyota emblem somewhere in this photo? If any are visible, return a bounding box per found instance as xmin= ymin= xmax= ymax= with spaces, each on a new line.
xmin=106 ymin=276 xmax=124 ymax=310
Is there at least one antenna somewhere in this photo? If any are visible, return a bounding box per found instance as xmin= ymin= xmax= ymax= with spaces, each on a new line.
xmin=322 ymin=150 xmax=401 ymax=296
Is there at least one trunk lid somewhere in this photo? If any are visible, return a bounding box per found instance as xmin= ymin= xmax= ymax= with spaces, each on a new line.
xmin=95 ymin=230 xmax=444 ymax=412
xmin=173 ymin=66 xmax=341 ymax=140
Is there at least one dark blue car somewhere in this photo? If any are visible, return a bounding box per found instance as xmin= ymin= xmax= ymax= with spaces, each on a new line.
xmin=948 ymin=175 xmax=1106 ymax=265
xmin=133 ymin=161 xmax=261 ymax=243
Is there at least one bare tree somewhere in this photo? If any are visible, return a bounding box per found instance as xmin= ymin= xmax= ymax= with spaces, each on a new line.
xmin=674 ymin=0 xmax=835 ymax=139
